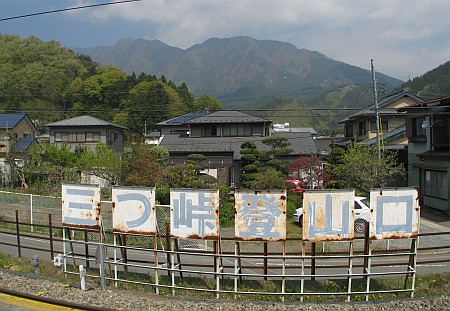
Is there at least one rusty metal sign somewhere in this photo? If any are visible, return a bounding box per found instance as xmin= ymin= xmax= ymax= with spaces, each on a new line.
xmin=369 ymin=187 xmax=420 ymax=240
xmin=62 ymin=184 xmax=101 ymax=229
xmin=170 ymin=189 xmax=219 ymax=239
xmin=234 ymin=190 xmax=286 ymax=241
xmin=303 ymin=190 xmax=355 ymax=242
xmin=112 ymin=186 xmax=156 ymax=235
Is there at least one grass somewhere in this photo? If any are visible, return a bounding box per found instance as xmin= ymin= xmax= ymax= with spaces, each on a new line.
xmin=1 ymin=252 xmax=449 ymax=303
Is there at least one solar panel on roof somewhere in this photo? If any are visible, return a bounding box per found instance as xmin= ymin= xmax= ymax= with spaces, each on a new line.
xmin=167 ymin=111 xmax=207 ymax=124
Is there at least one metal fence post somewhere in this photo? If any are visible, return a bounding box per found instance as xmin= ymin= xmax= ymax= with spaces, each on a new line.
xmin=84 ymin=230 xmax=90 ymax=269
xmin=263 ymin=242 xmax=268 ymax=281
xmin=311 ymin=242 xmax=316 ymax=281
xmin=49 ymin=214 xmax=54 ymax=260
xmin=15 ymin=210 xmax=21 ymax=257
xmin=30 ymin=194 xmax=34 ymax=233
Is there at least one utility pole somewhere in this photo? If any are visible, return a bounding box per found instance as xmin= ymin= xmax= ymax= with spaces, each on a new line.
xmin=371 ymin=60 xmax=381 ymax=161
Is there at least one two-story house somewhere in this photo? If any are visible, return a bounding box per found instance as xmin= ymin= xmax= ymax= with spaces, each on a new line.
xmin=0 ymin=114 xmax=38 ymax=185
xmin=399 ymin=95 xmax=450 ymax=215
xmin=336 ymin=90 xmax=424 ymax=164
xmin=47 ymin=115 xmax=128 ymax=154
xmin=155 ymin=110 xmax=318 ymax=187
xmin=0 ymin=114 xmax=37 ymax=155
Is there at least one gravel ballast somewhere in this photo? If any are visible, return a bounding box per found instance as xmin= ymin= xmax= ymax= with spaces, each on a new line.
xmin=0 ymin=269 xmax=449 ymax=311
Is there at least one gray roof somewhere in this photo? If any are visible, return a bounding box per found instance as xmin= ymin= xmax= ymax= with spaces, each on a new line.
xmin=336 ymin=126 xmax=407 ymax=149
xmin=186 ymin=110 xmax=271 ymax=124
xmin=360 ymin=125 xmax=406 ymax=147
xmin=339 ymin=90 xmax=424 ymax=123
xmin=47 ymin=115 xmax=128 ymax=130
xmin=159 ymin=132 xmax=317 ymax=159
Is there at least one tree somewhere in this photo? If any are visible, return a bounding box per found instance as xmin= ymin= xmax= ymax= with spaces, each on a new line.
xmin=329 ymin=142 xmax=406 ymax=195
xmin=191 ymin=94 xmax=222 ymax=112
xmin=261 ymin=135 xmax=293 ymax=173
xmin=288 ymin=155 xmax=330 ymax=190
xmin=90 ymin=143 xmax=123 ymax=185
xmin=124 ymin=145 xmax=168 ymax=187
xmin=239 ymin=141 xmax=260 ymax=189
xmin=252 ymin=167 xmax=286 ymax=190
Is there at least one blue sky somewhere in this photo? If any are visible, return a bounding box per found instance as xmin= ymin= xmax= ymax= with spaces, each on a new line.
xmin=1 ymin=0 xmax=450 ymax=82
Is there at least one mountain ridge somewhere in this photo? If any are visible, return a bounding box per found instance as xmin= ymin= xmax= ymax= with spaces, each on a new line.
xmin=71 ymin=36 xmax=403 ymax=100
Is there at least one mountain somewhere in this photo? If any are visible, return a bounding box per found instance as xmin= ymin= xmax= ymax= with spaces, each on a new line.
xmin=71 ymin=36 xmax=403 ymax=101
xmin=401 ymin=60 xmax=450 ymax=98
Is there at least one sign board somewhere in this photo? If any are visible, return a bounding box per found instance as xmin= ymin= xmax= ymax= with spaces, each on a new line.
xmin=303 ymin=190 xmax=354 ymax=242
xmin=234 ymin=190 xmax=286 ymax=241
xmin=112 ymin=186 xmax=156 ymax=235
xmin=170 ymin=189 xmax=219 ymax=239
xmin=369 ymin=188 xmax=419 ymax=239
xmin=62 ymin=184 xmax=101 ymax=229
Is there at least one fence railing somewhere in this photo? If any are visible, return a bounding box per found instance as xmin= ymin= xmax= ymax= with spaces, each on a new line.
xmin=1 ymin=191 xmax=450 ymax=302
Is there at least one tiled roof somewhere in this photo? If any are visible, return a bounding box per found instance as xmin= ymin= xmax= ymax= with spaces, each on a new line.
xmin=159 ymin=132 xmax=317 ymax=159
xmin=360 ymin=125 xmax=406 ymax=147
xmin=15 ymin=137 xmax=35 ymax=152
xmin=0 ymin=114 xmax=28 ymax=129
xmin=186 ymin=110 xmax=271 ymax=124
xmin=339 ymin=90 xmax=424 ymax=123
xmin=47 ymin=115 xmax=127 ymax=130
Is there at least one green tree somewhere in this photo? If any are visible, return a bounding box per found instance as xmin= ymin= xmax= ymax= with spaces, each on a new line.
xmin=192 ymin=94 xmax=222 ymax=112
xmin=124 ymin=145 xmax=168 ymax=187
xmin=261 ymin=135 xmax=293 ymax=173
xmin=81 ymin=65 xmax=127 ymax=120
xmin=329 ymin=142 xmax=406 ymax=195
xmin=252 ymin=167 xmax=286 ymax=190
xmin=239 ymin=141 xmax=260 ymax=189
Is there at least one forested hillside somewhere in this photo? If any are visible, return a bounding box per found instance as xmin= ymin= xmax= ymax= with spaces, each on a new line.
xmin=0 ymin=35 xmax=197 ymax=134
xmin=401 ymin=61 xmax=450 ymax=98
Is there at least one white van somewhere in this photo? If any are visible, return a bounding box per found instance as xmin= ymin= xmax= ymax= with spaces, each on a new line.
xmin=293 ymin=196 xmax=371 ymax=234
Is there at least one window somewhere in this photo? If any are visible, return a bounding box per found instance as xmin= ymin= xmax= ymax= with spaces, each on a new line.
xmin=369 ymin=120 xmax=388 ymax=132
xmin=86 ymin=132 xmax=101 ymax=142
xmin=425 ymin=170 xmax=448 ymax=199
xmin=345 ymin=125 xmax=353 ymax=138
xmin=358 ymin=121 xmax=366 ymax=135
xmin=55 ymin=132 xmax=68 ymax=142
xmin=202 ymin=125 xmax=218 ymax=137
xmin=406 ymin=116 xmax=427 ymax=143
xmin=77 ymin=132 xmax=85 ymax=142
xmin=432 ymin=115 xmax=449 ymax=151
xmin=108 ymin=132 xmax=118 ymax=143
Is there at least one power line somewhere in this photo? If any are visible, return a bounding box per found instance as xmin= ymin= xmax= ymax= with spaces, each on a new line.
xmin=0 ymin=0 xmax=142 ymax=22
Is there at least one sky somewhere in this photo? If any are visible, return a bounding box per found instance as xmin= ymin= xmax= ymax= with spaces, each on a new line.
xmin=1 ymin=0 xmax=450 ymax=81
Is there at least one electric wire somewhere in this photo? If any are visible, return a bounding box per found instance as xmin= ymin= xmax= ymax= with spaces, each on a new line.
xmin=0 ymin=0 xmax=142 ymax=22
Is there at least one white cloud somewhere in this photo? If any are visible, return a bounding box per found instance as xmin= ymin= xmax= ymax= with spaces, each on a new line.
xmin=66 ymin=0 xmax=450 ymax=80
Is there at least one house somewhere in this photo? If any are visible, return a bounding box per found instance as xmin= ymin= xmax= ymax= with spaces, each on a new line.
xmin=399 ymin=95 xmax=450 ymax=215
xmin=155 ymin=110 xmax=318 ymax=187
xmin=0 ymin=114 xmax=37 ymax=155
xmin=47 ymin=115 xmax=128 ymax=154
xmin=0 ymin=114 xmax=38 ymax=185
xmin=336 ymin=90 xmax=425 ymax=164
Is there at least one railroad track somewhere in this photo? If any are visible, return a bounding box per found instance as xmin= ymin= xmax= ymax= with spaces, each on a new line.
xmin=0 ymin=286 xmax=117 ymax=311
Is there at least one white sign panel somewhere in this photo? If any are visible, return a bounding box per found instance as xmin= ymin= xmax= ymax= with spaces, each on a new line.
xmin=234 ymin=190 xmax=286 ymax=241
xmin=303 ymin=190 xmax=355 ymax=242
xmin=112 ymin=186 xmax=156 ymax=235
xmin=62 ymin=184 xmax=101 ymax=228
xmin=370 ymin=188 xmax=419 ymax=239
xmin=170 ymin=189 xmax=219 ymax=239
